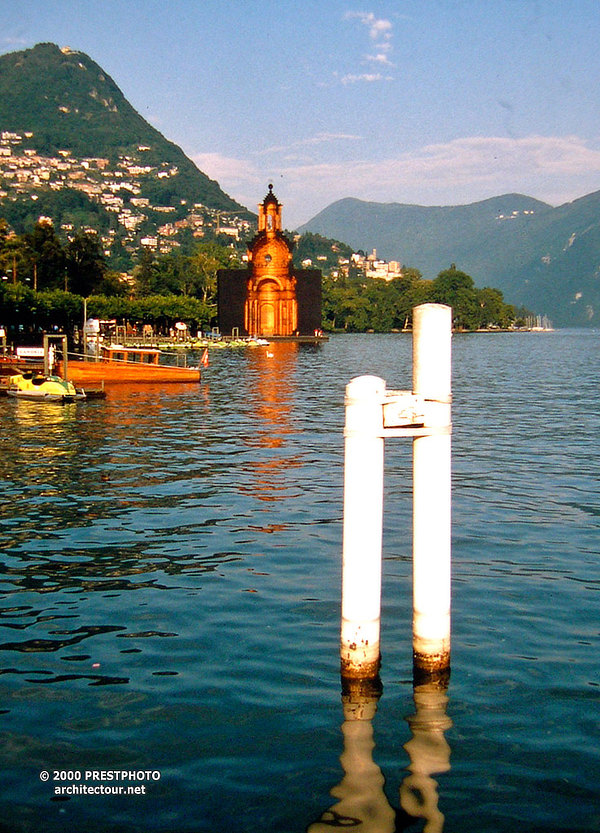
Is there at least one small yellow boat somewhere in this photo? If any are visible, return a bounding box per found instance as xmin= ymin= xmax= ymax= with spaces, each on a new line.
xmin=6 ymin=372 xmax=83 ymax=403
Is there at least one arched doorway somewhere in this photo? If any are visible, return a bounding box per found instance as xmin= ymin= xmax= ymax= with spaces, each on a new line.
xmin=258 ymin=280 xmax=279 ymax=336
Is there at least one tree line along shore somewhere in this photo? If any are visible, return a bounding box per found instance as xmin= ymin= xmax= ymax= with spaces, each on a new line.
xmin=1 ymin=217 xmax=530 ymax=343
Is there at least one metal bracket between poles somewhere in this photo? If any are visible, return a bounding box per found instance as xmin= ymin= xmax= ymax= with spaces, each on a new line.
xmin=343 ymin=390 xmax=452 ymax=439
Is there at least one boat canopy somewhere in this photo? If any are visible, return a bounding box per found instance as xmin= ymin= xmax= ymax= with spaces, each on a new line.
xmin=100 ymin=345 xmax=161 ymax=365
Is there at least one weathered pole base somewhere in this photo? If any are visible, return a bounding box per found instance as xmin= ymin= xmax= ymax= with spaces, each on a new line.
xmin=413 ymin=614 xmax=451 ymax=685
xmin=340 ymin=645 xmax=381 ymax=681
xmin=340 ymin=617 xmax=381 ymax=680
xmin=412 ymin=649 xmax=451 ymax=687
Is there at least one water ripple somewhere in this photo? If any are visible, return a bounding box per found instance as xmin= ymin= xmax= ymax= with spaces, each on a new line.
xmin=0 ymin=333 xmax=599 ymax=831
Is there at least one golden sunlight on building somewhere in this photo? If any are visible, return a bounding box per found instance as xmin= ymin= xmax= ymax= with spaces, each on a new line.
xmin=217 ymin=185 xmax=322 ymax=340
xmin=245 ymin=185 xmax=298 ymax=337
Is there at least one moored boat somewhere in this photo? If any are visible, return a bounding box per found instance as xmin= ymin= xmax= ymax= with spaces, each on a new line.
xmin=58 ymin=344 xmax=201 ymax=385
xmin=6 ymin=372 xmax=83 ymax=403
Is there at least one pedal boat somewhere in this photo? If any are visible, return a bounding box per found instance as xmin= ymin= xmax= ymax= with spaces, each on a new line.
xmin=6 ymin=372 xmax=84 ymax=403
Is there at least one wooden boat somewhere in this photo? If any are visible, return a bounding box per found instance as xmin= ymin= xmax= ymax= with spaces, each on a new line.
xmin=58 ymin=345 xmax=201 ymax=385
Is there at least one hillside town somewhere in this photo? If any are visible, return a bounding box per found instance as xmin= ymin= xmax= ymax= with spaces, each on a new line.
xmin=298 ymin=248 xmax=403 ymax=281
xmin=0 ymin=130 xmax=253 ymax=259
xmin=0 ymin=130 xmax=412 ymax=284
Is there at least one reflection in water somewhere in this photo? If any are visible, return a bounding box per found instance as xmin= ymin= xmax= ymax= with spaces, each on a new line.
xmin=100 ymin=380 xmax=208 ymax=411
xmin=8 ymin=399 xmax=80 ymax=461
xmin=0 ymin=379 xmax=237 ymax=689
xmin=310 ymin=678 xmax=452 ymax=833
xmin=308 ymin=677 xmax=397 ymax=833
xmin=399 ymin=681 xmax=452 ymax=833
xmin=239 ymin=343 xmax=303 ymax=503
xmin=247 ymin=343 xmax=298 ymax=440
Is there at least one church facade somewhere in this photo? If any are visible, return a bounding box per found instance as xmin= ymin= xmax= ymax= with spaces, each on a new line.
xmin=217 ymin=186 xmax=322 ymax=338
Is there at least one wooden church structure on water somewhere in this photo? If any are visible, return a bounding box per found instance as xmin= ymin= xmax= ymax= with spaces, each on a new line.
xmin=217 ymin=185 xmax=323 ymax=340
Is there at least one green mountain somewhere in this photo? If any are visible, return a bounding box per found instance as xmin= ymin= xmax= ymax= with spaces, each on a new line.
xmin=299 ymin=193 xmax=600 ymax=327
xmin=0 ymin=42 xmax=253 ymax=235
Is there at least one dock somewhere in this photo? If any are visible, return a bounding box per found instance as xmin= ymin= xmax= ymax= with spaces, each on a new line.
xmin=101 ymin=333 xmax=329 ymax=350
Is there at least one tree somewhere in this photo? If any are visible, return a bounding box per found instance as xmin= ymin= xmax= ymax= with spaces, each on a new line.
xmin=0 ymin=283 xmax=82 ymax=338
xmin=0 ymin=232 xmax=29 ymax=285
xmin=0 ymin=282 xmax=35 ymax=337
xmin=189 ymin=243 xmax=238 ymax=302
xmin=431 ymin=266 xmax=480 ymax=330
xmin=363 ymin=280 xmax=397 ymax=332
xmin=0 ymin=218 xmax=8 ymax=249
xmin=322 ymin=277 xmax=350 ymax=330
xmin=65 ymin=231 xmax=107 ymax=296
xmin=154 ymin=251 xmax=194 ymax=296
xmin=322 ymin=278 xmax=372 ymax=331
xmin=34 ymin=289 xmax=83 ymax=334
xmin=87 ymin=293 xmax=213 ymax=332
xmin=395 ymin=270 xmax=434 ymax=328
xmin=94 ymin=269 xmax=130 ymax=297
xmin=133 ymin=247 xmax=160 ymax=297
xmin=23 ymin=220 xmax=66 ymax=290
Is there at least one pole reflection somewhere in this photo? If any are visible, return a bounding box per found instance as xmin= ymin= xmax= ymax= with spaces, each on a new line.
xmin=399 ymin=680 xmax=452 ymax=833
xmin=308 ymin=676 xmax=397 ymax=833
xmin=309 ymin=677 xmax=452 ymax=833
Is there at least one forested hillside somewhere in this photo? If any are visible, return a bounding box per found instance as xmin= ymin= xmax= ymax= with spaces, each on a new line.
xmin=0 ymin=43 xmax=246 ymax=213
xmin=300 ymin=192 xmax=600 ymax=326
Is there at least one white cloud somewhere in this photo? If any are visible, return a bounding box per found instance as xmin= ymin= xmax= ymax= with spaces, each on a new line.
xmin=343 ymin=10 xmax=395 ymax=79
xmin=366 ymin=52 xmax=394 ymax=65
xmin=282 ymin=135 xmax=600 ymax=225
xmin=191 ymin=152 xmax=264 ymax=211
xmin=256 ymin=132 xmax=363 ymax=156
xmin=192 ymin=136 xmax=600 ymax=228
xmin=192 ymin=152 xmax=261 ymax=185
xmin=286 ymin=135 xmax=600 ymax=191
xmin=406 ymin=135 xmax=600 ymax=180
xmin=341 ymin=73 xmax=392 ymax=84
xmin=345 ymin=11 xmax=393 ymax=42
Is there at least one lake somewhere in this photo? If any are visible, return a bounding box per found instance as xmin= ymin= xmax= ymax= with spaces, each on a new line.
xmin=0 ymin=329 xmax=598 ymax=832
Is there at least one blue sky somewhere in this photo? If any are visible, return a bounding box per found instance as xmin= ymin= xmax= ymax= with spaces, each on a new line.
xmin=2 ymin=0 xmax=600 ymax=228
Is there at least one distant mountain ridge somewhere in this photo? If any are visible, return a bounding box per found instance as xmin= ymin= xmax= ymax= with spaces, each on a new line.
xmin=299 ymin=192 xmax=600 ymax=327
xmin=2 ymin=43 xmax=598 ymax=326
xmin=0 ymin=43 xmax=252 ymax=221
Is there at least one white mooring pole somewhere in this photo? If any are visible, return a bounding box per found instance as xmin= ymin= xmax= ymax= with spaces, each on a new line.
xmin=340 ymin=304 xmax=452 ymax=682
xmin=340 ymin=375 xmax=386 ymax=679
xmin=412 ymin=304 xmax=452 ymax=679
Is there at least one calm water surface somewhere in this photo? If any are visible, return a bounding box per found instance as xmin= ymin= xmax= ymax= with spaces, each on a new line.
xmin=0 ymin=331 xmax=598 ymax=832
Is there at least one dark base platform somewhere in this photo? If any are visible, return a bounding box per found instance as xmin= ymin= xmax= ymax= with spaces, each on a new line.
xmin=263 ymin=335 xmax=329 ymax=344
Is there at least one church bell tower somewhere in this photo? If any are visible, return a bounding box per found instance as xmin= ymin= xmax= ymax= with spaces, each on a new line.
xmin=244 ymin=184 xmax=298 ymax=337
